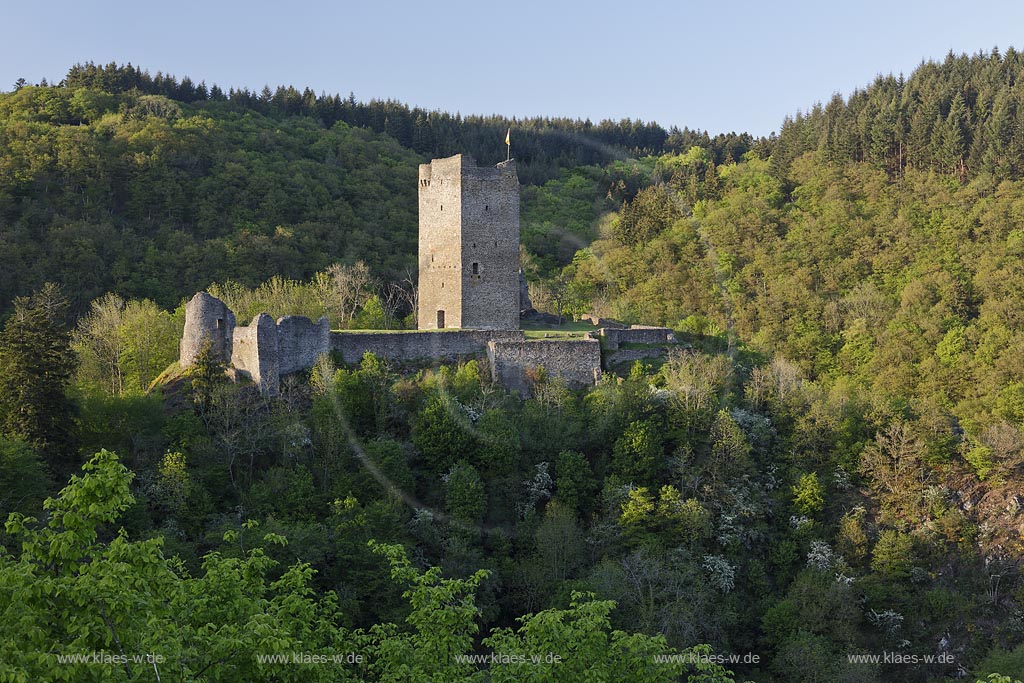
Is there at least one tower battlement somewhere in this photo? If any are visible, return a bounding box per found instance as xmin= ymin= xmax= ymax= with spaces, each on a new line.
xmin=417 ymin=154 xmax=520 ymax=330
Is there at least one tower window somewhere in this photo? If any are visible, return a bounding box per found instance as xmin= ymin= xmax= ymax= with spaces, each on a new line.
xmin=485 ymin=205 xmax=489 ymax=211
xmin=472 ymin=262 xmax=479 ymax=275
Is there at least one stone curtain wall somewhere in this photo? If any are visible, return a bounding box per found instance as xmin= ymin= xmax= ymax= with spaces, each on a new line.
xmin=332 ymin=330 xmax=524 ymax=365
xmin=600 ymin=325 xmax=674 ymax=350
xmin=488 ymin=339 xmax=601 ymax=395
xmin=182 ymin=291 xmax=548 ymax=394
xmin=277 ymin=316 xmax=331 ymax=375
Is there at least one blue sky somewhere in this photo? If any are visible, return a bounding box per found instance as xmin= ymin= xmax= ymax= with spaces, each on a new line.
xmin=3 ymin=0 xmax=1023 ymax=136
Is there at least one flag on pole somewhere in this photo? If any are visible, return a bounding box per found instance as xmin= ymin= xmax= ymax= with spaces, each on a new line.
xmin=505 ymin=128 xmax=510 ymax=146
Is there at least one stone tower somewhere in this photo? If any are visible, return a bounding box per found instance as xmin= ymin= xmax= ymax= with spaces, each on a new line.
xmin=418 ymin=154 xmax=520 ymax=330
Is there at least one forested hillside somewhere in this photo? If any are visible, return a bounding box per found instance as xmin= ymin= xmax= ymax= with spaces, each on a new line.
xmin=2 ymin=52 xmax=1024 ymax=683
xmin=0 ymin=62 xmax=751 ymax=315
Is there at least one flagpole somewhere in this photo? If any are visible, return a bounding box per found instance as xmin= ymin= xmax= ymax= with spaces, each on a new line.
xmin=506 ymin=128 xmax=511 ymax=162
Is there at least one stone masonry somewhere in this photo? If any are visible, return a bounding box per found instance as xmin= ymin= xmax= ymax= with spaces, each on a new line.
xmin=600 ymin=325 xmax=675 ymax=350
xmin=488 ymin=338 xmax=602 ymax=395
xmin=179 ymin=153 xmax=608 ymax=395
xmin=179 ymin=292 xmax=609 ymax=396
xmin=180 ymin=292 xmax=235 ymax=366
xmin=418 ymin=154 xmax=519 ymax=331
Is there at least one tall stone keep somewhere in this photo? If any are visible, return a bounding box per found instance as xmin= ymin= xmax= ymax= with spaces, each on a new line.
xmin=418 ymin=154 xmax=520 ymax=330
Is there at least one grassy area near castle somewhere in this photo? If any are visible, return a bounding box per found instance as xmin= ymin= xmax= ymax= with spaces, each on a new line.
xmin=521 ymin=318 xmax=598 ymax=339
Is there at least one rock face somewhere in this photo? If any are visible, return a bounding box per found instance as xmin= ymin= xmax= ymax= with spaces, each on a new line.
xmin=180 ymin=292 xmax=236 ymax=367
xmin=418 ymin=154 xmax=520 ymax=331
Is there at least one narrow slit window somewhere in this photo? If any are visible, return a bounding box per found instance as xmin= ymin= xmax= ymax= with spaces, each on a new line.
xmin=472 ymin=262 xmax=479 ymax=275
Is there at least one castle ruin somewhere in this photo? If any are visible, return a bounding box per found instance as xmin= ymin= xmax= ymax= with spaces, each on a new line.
xmin=178 ymin=154 xmax=675 ymax=395
xmin=418 ymin=155 xmax=520 ymax=330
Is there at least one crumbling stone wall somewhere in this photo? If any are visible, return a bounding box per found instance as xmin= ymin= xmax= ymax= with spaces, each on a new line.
xmin=580 ymin=314 xmax=627 ymax=329
xmin=180 ymin=292 xmax=235 ymax=367
xmin=277 ymin=316 xmax=331 ymax=375
xmin=181 ymin=292 xmax=535 ymax=394
xmin=488 ymin=339 xmax=601 ymax=395
xmin=332 ymin=330 xmax=524 ymax=365
xmin=600 ymin=325 xmax=674 ymax=350
xmin=230 ymin=313 xmax=280 ymax=395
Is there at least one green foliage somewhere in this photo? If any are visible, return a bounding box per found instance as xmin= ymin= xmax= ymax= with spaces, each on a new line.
xmin=8 ymin=54 xmax=1024 ymax=682
xmin=870 ymin=530 xmax=915 ymax=578
xmin=614 ymin=184 xmax=684 ymax=246
xmin=366 ymin=541 xmax=490 ymax=682
xmin=0 ymin=437 xmax=49 ymax=522
xmin=791 ymin=472 xmax=825 ymax=517
xmin=72 ymin=293 xmax=180 ymax=394
xmin=444 ymin=461 xmax=486 ymax=529
xmin=965 ymin=444 xmax=995 ymax=480
xmin=0 ymin=451 xmax=734 ymax=682
xmin=0 ymin=451 xmax=358 ymax=682
xmin=612 ymin=419 xmax=665 ymax=484
xmin=0 ymin=283 xmax=78 ymax=473
xmin=620 ymin=486 xmax=656 ymax=527
xmin=474 ymin=409 xmax=519 ymax=477
xmin=975 ymin=644 xmax=1024 ymax=683
xmin=351 ymin=295 xmax=390 ymax=330
xmin=185 ymin=340 xmax=225 ymax=412
xmin=656 ymin=485 xmax=711 ymax=543
xmin=484 ymin=592 xmax=733 ymax=683
xmin=553 ymin=449 xmax=595 ymax=514
xmin=411 ymin=396 xmax=476 ymax=472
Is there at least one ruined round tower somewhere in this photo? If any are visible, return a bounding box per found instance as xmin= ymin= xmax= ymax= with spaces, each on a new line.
xmin=417 ymin=154 xmax=520 ymax=330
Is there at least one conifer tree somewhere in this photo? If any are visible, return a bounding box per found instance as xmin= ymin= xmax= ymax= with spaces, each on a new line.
xmin=0 ymin=283 xmax=77 ymax=474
